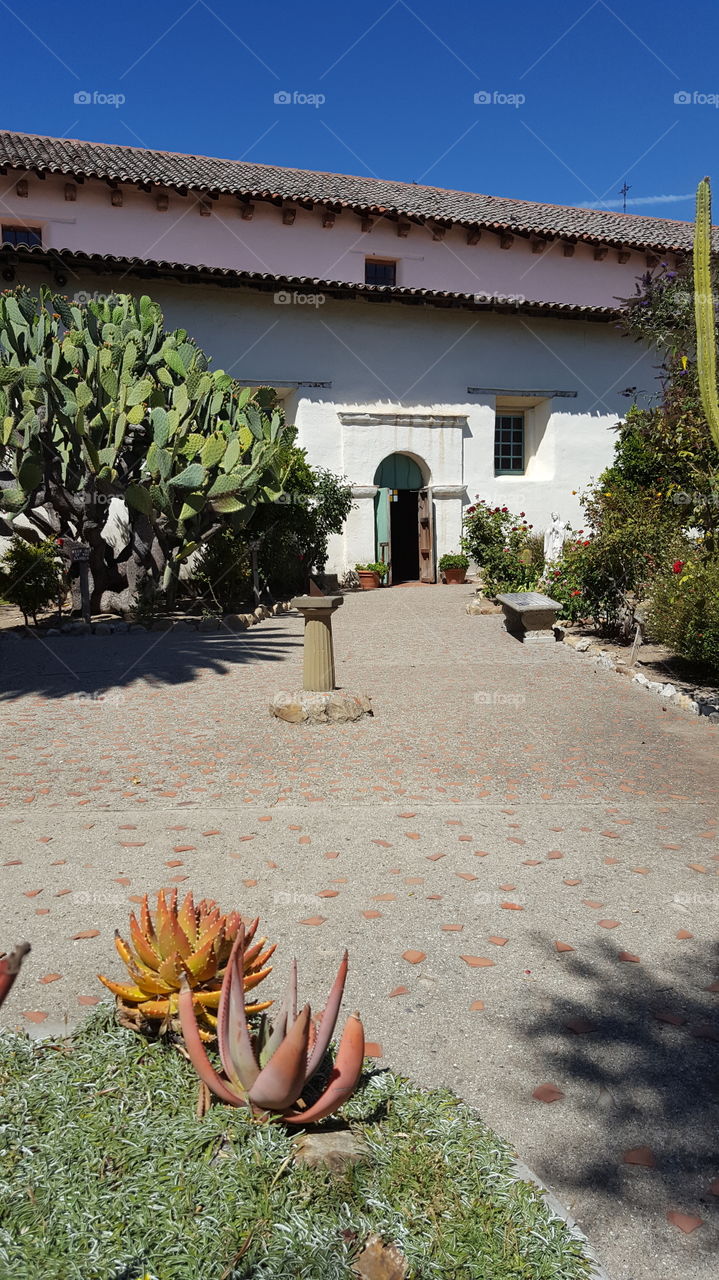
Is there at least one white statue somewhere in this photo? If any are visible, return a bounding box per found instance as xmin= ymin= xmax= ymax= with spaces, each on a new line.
xmin=543 ymin=512 xmax=569 ymax=564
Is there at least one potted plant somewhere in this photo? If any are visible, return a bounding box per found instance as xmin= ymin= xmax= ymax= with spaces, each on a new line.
xmin=439 ymin=552 xmax=469 ymax=585
xmin=355 ymin=562 xmax=386 ymax=590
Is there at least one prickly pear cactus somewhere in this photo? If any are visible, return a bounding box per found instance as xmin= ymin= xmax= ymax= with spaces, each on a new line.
xmin=0 ymin=287 xmax=292 ymax=610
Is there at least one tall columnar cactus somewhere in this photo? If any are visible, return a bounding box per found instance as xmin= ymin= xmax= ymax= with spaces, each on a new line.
xmin=0 ymin=288 xmax=292 ymax=610
xmin=693 ymin=177 xmax=719 ymax=453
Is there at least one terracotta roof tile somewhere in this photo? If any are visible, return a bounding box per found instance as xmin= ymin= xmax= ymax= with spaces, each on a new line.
xmin=0 ymin=129 xmax=710 ymax=253
xmin=0 ymin=243 xmax=619 ymax=322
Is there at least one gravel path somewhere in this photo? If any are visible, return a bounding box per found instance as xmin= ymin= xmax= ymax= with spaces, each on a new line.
xmin=2 ymin=585 xmax=718 ymax=1280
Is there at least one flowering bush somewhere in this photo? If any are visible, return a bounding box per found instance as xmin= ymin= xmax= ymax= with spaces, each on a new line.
xmin=461 ymin=499 xmax=541 ymax=595
xmin=648 ymin=556 xmax=719 ymax=674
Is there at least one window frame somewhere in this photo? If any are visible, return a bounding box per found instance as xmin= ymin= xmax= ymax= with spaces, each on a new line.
xmin=1 ymin=224 xmax=43 ymax=249
xmin=494 ymin=411 xmax=525 ymax=475
xmin=364 ymin=257 xmax=397 ymax=287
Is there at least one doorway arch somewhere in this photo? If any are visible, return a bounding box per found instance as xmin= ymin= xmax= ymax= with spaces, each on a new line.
xmin=373 ymin=452 xmax=433 ymax=583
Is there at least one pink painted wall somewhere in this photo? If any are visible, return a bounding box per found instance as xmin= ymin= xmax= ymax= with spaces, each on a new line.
xmin=2 ymin=169 xmax=671 ymax=308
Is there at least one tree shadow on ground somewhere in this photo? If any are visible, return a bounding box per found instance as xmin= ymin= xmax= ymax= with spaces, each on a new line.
xmin=0 ymin=624 xmax=301 ymax=701
xmin=523 ymin=935 xmax=719 ymax=1220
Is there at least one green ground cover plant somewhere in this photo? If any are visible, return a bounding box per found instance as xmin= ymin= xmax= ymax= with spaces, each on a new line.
xmin=0 ymin=1009 xmax=592 ymax=1280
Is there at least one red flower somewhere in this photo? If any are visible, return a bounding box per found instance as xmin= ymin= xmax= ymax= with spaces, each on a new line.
xmin=583 ymin=540 xmax=590 ymax=547
xmin=570 ymin=589 xmax=581 ymax=596
xmin=501 ymin=506 xmax=508 ymax=513
xmin=519 ymin=511 xmax=525 ymax=517
xmin=466 ymin=505 xmax=476 ymax=514
xmin=672 ymin=560 xmax=684 ymax=573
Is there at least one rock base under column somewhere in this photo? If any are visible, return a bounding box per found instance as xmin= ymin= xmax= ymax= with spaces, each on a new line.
xmin=270 ymin=690 xmax=373 ymax=723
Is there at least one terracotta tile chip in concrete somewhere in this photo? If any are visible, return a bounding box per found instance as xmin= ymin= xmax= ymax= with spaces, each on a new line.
xmin=2 ymin=586 xmax=719 ymax=1280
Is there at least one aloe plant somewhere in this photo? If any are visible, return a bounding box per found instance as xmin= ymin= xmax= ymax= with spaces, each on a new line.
xmin=179 ymin=925 xmax=365 ymax=1122
xmin=0 ymin=288 xmax=293 ymax=610
xmin=693 ymin=177 xmax=719 ymax=454
xmin=0 ymin=943 xmax=30 ymax=1008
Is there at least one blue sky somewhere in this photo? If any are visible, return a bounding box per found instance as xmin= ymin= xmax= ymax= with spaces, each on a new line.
xmin=1 ymin=0 xmax=718 ymax=221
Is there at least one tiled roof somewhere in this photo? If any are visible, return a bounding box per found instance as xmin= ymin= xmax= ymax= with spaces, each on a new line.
xmin=0 ymin=129 xmax=710 ymax=253
xmin=0 ymin=243 xmax=619 ymax=322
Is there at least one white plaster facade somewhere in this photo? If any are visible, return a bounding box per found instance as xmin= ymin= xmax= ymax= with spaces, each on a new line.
xmin=1 ymin=132 xmax=680 ymax=579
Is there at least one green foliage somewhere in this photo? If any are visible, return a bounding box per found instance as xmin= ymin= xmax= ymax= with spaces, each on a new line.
xmin=438 ymin=552 xmax=468 ymax=570
xmin=355 ymin=562 xmax=386 ymax=576
xmin=648 ymin=556 xmax=719 ymax=674
xmin=544 ymin=498 xmax=687 ymax=633
xmin=0 ymin=287 xmax=293 ymax=607
xmin=0 ymin=535 xmax=62 ymax=625
xmin=193 ymin=449 xmax=354 ymax=606
xmin=192 ymin=527 xmax=252 ymax=611
xmin=0 ymin=1007 xmax=593 ymax=1280
xmin=461 ymin=499 xmax=540 ymax=595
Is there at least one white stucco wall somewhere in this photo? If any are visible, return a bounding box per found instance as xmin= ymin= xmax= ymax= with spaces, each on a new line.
xmin=10 ymin=261 xmax=657 ymax=577
xmin=2 ymin=170 xmax=675 ymax=308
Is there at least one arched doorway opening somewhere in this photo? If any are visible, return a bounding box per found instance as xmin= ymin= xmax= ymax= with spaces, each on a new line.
xmin=373 ymin=453 xmax=433 ymax=583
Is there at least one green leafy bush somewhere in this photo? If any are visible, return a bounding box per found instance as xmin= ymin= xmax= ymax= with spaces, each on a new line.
xmin=0 ymin=536 xmax=63 ymax=625
xmin=648 ymin=555 xmax=719 ymax=674
xmin=355 ymin=562 xmax=386 ymax=575
xmin=439 ymin=552 xmax=469 ymax=570
xmin=191 ymin=527 xmax=252 ymax=612
xmin=461 ymin=499 xmax=540 ymax=595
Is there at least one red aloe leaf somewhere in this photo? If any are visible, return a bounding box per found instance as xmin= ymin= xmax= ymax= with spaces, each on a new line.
xmin=261 ymin=958 xmax=297 ymax=1066
xmin=0 ymin=942 xmax=31 ymax=1007
xmin=283 ymin=1013 xmax=365 ymax=1125
xmin=178 ymin=979 xmax=246 ymax=1108
xmin=217 ymin=927 xmax=259 ymax=1091
xmin=305 ymin=950 xmax=348 ymax=1084
xmin=248 ymin=1005 xmax=311 ymax=1113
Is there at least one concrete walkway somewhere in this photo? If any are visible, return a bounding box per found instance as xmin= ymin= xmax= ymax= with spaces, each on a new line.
xmin=2 ymin=585 xmax=719 ymax=1280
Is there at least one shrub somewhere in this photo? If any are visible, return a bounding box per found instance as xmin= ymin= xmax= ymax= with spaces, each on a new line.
xmin=355 ymin=562 xmax=386 ymax=576
xmin=191 ymin=528 xmax=252 ymax=612
xmin=544 ymin=508 xmax=689 ymax=634
xmin=648 ymin=556 xmax=719 ymax=674
xmin=461 ymin=500 xmax=539 ymax=595
xmin=0 ymin=536 xmax=63 ymax=625
xmin=438 ymin=552 xmax=468 ymax=570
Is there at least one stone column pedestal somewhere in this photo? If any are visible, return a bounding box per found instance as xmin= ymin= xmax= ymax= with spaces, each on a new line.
xmin=291 ymin=594 xmax=344 ymax=691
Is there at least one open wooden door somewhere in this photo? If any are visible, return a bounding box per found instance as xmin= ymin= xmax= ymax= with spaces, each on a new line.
xmin=375 ymin=487 xmax=392 ymax=583
xmin=417 ymin=488 xmax=434 ymax=582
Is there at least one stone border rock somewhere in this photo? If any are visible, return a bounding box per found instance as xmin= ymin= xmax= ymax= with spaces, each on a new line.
xmin=0 ymin=600 xmax=296 ymax=641
xmin=560 ymin=630 xmax=719 ymax=723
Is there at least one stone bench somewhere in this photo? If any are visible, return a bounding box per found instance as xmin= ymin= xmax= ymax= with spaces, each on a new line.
xmin=495 ymin=591 xmax=562 ymax=644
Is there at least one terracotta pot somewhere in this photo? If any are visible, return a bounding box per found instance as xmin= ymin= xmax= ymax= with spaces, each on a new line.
xmin=443 ymin=567 xmax=467 ymax=584
xmin=358 ymin=570 xmax=381 ymax=590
